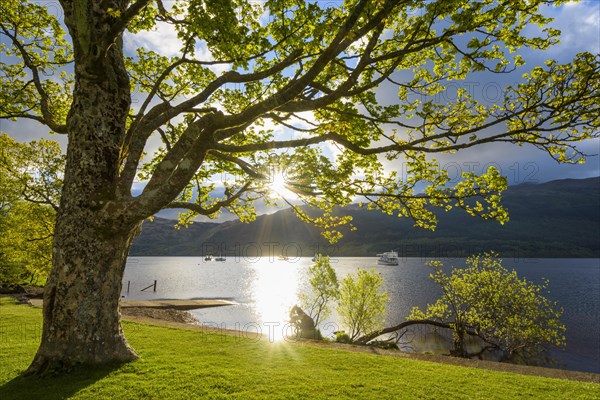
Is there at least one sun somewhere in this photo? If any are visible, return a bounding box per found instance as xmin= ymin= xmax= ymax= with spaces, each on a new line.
xmin=268 ymin=172 xmax=298 ymax=200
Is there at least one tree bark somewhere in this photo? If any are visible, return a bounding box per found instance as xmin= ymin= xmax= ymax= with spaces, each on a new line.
xmin=26 ymin=1 xmax=143 ymax=375
xmin=355 ymin=319 xmax=482 ymax=346
xmin=25 ymin=223 xmax=140 ymax=375
xmin=450 ymin=325 xmax=468 ymax=358
xmin=355 ymin=319 xmax=456 ymax=344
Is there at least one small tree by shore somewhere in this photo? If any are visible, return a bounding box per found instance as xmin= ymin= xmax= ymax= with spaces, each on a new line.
xmin=337 ymin=269 xmax=389 ymax=342
xmin=299 ymin=255 xmax=339 ymax=329
xmin=407 ymin=253 xmax=566 ymax=359
xmin=297 ymin=259 xmax=389 ymax=342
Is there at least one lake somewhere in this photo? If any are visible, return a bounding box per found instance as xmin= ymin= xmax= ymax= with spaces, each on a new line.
xmin=122 ymin=256 xmax=599 ymax=373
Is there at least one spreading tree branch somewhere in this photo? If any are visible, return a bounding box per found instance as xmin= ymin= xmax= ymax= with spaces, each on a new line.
xmin=0 ymin=26 xmax=67 ymax=133
xmin=105 ymin=0 xmax=153 ymax=47
xmin=164 ymin=181 xmax=254 ymax=216
xmin=355 ymin=319 xmax=483 ymax=345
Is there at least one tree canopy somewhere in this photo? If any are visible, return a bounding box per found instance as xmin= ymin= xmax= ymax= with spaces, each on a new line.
xmin=2 ymin=0 xmax=598 ymax=238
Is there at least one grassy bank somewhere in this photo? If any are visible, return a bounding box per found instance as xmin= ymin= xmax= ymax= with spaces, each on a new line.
xmin=0 ymin=297 xmax=598 ymax=399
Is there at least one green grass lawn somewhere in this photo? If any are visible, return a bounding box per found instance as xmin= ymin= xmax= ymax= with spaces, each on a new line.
xmin=0 ymin=297 xmax=598 ymax=400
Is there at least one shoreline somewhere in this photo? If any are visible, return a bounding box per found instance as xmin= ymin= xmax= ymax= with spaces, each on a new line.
xmin=26 ymin=298 xmax=232 ymax=325
xmin=19 ymin=294 xmax=600 ymax=384
xmin=120 ymin=309 xmax=600 ymax=384
xmin=122 ymin=307 xmax=199 ymax=324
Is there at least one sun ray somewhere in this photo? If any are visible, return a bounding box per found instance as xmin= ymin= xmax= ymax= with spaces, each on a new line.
xmin=268 ymin=170 xmax=299 ymax=200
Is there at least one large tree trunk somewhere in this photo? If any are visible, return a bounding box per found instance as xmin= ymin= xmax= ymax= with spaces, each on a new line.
xmin=25 ymin=222 xmax=140 ymax=375
xmin=26 ymin=1 xmax=142 ymax=375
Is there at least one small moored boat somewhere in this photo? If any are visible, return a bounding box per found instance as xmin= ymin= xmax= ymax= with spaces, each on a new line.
xmin=377 ymin=251 xmax=399 ymax=266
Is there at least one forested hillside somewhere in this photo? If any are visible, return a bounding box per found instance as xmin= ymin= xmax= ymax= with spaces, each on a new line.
xmin=131 ymin=177 xmax=600 ymax=258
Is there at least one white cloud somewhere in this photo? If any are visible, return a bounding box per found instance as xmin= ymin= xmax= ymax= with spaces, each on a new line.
xmin=124 ymin=21 xmax=182 ymax=58
xmin=545 ymin=1 xmax=600 ymax=56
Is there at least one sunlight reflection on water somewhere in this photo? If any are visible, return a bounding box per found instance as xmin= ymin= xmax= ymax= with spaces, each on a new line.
xmin=249 ymin=261 xmax=301 ymax=341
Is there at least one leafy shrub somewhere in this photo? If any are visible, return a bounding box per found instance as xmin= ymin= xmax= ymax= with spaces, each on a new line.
xmin=337 ymin=269 xmax=389 ymax=342
xmin=409 ymin=252 xmax=566 ymax=359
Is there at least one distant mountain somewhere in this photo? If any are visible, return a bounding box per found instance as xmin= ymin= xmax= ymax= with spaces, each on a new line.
xmin=130 ymin=177 xmax=600 ymax=258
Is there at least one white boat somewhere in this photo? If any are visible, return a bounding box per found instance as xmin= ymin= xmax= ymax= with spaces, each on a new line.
xmin=377 ymin=251 xmax=399 ymax=266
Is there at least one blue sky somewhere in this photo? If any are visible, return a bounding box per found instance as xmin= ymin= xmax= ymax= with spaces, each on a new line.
xmin=2 ymin=0 xmax=599 ymax=198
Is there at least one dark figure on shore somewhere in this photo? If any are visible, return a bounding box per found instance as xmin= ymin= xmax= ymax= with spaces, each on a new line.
xmin=289 ymin=305 xmax=322 ymax=340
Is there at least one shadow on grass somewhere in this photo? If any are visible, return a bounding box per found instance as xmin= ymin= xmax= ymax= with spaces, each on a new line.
xmin=0 ymin=362 xmax=125 ymax=400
